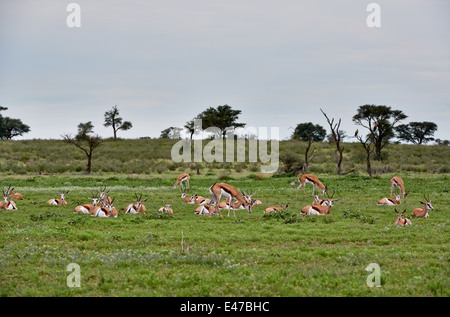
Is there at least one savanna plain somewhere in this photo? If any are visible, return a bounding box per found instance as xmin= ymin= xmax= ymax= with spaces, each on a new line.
xmin=0 ymin=139 xmax=448 ymax=297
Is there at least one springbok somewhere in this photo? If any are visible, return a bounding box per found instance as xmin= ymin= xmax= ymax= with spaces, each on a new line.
xmin=159 ymin=200 xmax=173 ymax=215
xmin=193 ymin=194 xmax=211 ymax=205
xmin=208 ymin=183 xmax=254 ymax=218
xmin=47 ymin=190 xmax=69 ymax=206
xmin=301 ymin=191 xmax=339 ymax=215
xmin=243 ymin=192 xmax=263 ymax=205
xmin=394 ymin=208 xmax=412 ymax=226
xmin=6 ymin=186 xmax=23 ymax=200
xmin=125 ymin=193 xmax=148 ymax=214
xmin=378 ymin=194 xmax=402 ymax=206
xmin=0 ymin=191 xmax=17 ymax=210
xmin=390 ymin=176 xmax=408 ymax=198
xmin=264 ymin=204 xmax=288 ymax=213
xmin=74 ymin=192 xmax=101 ymax=214
xmin=98 ymin=186 xmax=112 ymax=206
xmin=93 ymin=198 xmax=118 ymax=218
xmin=173 ymin=173 xmax=190 ymax=191
xmin=411 ymin=195 xmax=434 ymax=218
xmin=180 ymin=188 xmax=195 ymax=204
xmin=310 ymin=195 xmax=327 ymax=206
xmin=195 ymin=204 xmax=219 ymax=216
xmin=291 ymin=174 xmax=327 ymax=197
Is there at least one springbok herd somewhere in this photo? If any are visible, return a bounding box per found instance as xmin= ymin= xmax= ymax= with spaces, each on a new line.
xmin=0 ymin=173 xmax=436 ymax=226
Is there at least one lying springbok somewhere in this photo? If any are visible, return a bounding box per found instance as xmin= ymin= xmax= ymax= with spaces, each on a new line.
xmin=47 ymin=190 xmax=69 ymax=206
xmin=0 ymin=191 xmax=17 ymax=210
xmin=411 ymin=195 xmax=434 ymax=218
xmin=193 ymin=194 xmax=211 ymax=205
xmin=93 ymin=198 xmax=119 ymax=218
xmin=180 ymin=188 xmax=195 ymax=204
xmin=264 ymin=204 xmax=288 ymax=213
xmin=98 ymin=186 xmax=112 ymax=206
xmin=310 ymin=195 xmax=327 ymax=206
xmin=394 ymin=208 xmax=412 ymax=226
xmin=301 ymin=191 xmax=339 ymax=215
xmin=378 ymin=194 xmax=402 ymax=206
xmin=74 ymin=192 xmax=101 ymax=214
xmin=6 ymin=186 xmax=23 ymax=200
xmin=195 ymin=204 xmax=220 ymax=216
xmin=125 ymin=193 xmax=148 ymax=214
xmin=159 ymin=200 xmax=173 ymax=215
xmin=243 ymin=192 xmax=263 ymax=205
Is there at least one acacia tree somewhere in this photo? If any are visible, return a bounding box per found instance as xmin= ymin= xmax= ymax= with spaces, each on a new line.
xmin=0 ymin=106 xmax=31 ymax=140
xmin=291 ymin=122 xmax=326 ymax=142
xmin=395 ymin=121 xmax=438 ymax=144
xmin=352 ymin=105 xmax=407 ymax=161
xmin=104 ymin=105 xmax=133 ymax=140
xmin=320 ymin=108 xmax=345 ymax=175
xmin=62 ymin=121 xmax=103 ymax=174
xmin=197 ymin=105 xmax=246 ymax=137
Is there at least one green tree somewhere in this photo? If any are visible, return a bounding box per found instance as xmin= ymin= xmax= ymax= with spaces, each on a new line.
xmin=0 ymin=106 xmax=31 ymax=140
xmin=292 ymin=122 xmax=326 ymax=142
xmin=62 ymin=121 xmax=103 ymax=174
xmin=352 ymin=105 xmax=407 ymax=160
xmin=197 ymin=105 xmax=246 ymax=137
xmin=104 ymin=105 xmax=133 ymax=140
xmin=395 ymin=121 xmax=438 ymax=145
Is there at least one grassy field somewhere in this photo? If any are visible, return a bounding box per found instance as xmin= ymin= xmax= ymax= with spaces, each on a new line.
xmin=0 ymin=172 xmax=448 ymax=297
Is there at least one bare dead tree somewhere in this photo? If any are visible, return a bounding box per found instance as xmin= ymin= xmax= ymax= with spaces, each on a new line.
xmin=320 ymin=108 xmax=345 ymax=175
xmin=354 ymin=129 xmax=375 ymax=177
xmin=302 ymin=134 xmax=316 ymax=173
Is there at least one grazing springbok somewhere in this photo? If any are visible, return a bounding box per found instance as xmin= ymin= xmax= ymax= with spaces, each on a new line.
xmin=47 ymin=190 xmax=69 ymax=206
xmin=180 ymin=188 xmax=195 ymax=204
xmin=390 ymin=176 xmax=408 ymax=198
xmin=125 ymin=193 xmax=148 ymax=214
xmin=394 ymin=208 xmax=412 ymax=226
xmin=411 ymin=195 xmax=434 ymax=218
xmin=6 ymin=186 xmax=23 ymax=200
xmin=291 ymin=174 xmax=327 ymax=197
xmin=0 ymin=191 xmax=17 ymax=210
xmin=173 ymin=173 xmax=190 ymax=191
xmin=378 ymin=194 xmax=402 ymax=206
xmin=159 ymin=200 xmax=174 ymax=215
xmin=301 ymin=191 xmax=339 ymax=215
xmin=208 ymin=183 xmax=254 ymax=218
xmin=264 ymin=204 xmax=288 ymax=213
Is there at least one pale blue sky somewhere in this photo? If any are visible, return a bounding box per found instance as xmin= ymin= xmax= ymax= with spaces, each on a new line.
xmin=1 ymin=0 xmax=449 ymax=141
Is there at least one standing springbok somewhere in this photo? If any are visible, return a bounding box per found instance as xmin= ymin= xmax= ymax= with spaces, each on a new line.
xmin=394 ymin=208 xmax=412 ymax=226
xmin=264 ymin=204 xmax=288 ymax=213
xmin=47 ymin=190 xmax=69 ymax=206
xmin=411 ymin=195 xmax=434 ymax=218
xmin=208 ymin=183 xmax=254 ymax=218
xmin=159 ymin=200 xmax=174 ymax=215
xmin=291 ymin=174 xmax=327 ymax=197
xmin=125 ymin=193 xmax=148 ymax=214
xmin=173 ymin=173 xmax=190 ymax=191
xmin=390 ymin=176 xmax=408 ymax=198
xmin=6 ymin=186 xmax=23 ymax=200
xmin=378 ymin=194 xmax=402 ymax=206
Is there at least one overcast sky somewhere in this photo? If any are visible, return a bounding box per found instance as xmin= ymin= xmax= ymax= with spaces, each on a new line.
xmin=1 ymin=0 xmax=449 ymax=141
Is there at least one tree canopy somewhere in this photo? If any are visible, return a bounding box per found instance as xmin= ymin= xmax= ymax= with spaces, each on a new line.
xmin=352 ymin=105 xmax=407 ymax=160
xmin=396 ymin=121 xmax=438 ymax=145
xmin=190 ymin=105 xmax=246 ymax=137
xmin=104 ymin=106 xmax=133 ymax=140
xmin=0 ymin=106 xmax=30 ymax=140
xmin=291 ymin=122 xmax=326 ymax=142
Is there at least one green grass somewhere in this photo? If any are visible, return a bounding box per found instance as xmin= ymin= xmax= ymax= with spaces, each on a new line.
xmin=0 ymin=173 xmax=448 ymax=297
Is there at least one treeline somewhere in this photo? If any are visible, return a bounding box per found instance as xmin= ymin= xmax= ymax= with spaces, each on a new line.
xmin=0 ymin=138 xmax=448 ymax=176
